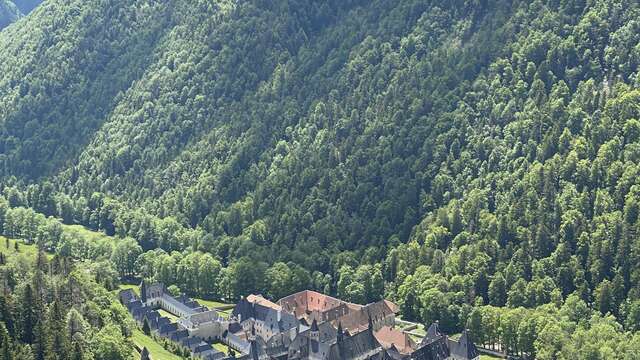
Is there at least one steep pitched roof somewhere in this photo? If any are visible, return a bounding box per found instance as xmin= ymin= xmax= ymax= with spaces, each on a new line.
xmin=223 ymin=330 xmax=251 ymax=354
xmin=247 ymin=338 xmax=270 ymax=360
xmin=159 ymin=323 xmax=178 ymax=336
xmin=157 ymin=317 xmax=171 ymax=329
xmin=194 ymin=343 xmax=214 ymax=354
xmin=182 ymin=336 xmax=204 ymax=350
xmin=277 ymin=290 xmax=346 ymax=315
xmin=448 ymin=330 xmax=479 ymax=360
xmin=326 ymin=328 xmax=386 ymax=360
xmin=421 ymin=323 xmax=443 ymax=346
xmin=412 ymin=336 xmax=450 ymax=360
xmin=126 ymin=299 xmax=143 ymax=312
xmin=247 ymin=294 xmax=282 ymax=311
xmin=170 ymin=329 xmax=189 ymax=342
xmin=119 ymin=289 xmax=137 ymax=304
xmin=232 ymin=297 xmax=299 ymax=336
xmin=286 ymin=332 xmax=332 ymax=359
xmin=184 ymin=310 xmax=222 ymax=326
xmin=329 ymin=299 xmax=395 ymax=334
xmin=374 ymin=326 xmax=416 ymax=355
xmin=383 ymin=300 xmax=400 ymax=314
xmin=386 ymin=344 xmax=409 ymax=360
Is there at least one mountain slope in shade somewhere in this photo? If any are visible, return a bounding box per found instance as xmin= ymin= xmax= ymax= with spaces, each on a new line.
xmin=2 ymin=4 xmax=640 ymax=354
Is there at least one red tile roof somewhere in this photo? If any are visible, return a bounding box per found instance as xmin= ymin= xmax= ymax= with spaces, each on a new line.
xmin=374 ymin=326 xmax=416 ymax=355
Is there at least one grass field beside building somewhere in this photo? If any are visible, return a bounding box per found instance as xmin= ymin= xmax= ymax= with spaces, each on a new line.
xmin=131 ymin=329 xmax=181 ymax=360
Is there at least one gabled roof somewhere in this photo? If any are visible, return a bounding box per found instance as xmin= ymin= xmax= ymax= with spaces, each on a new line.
xmin=182 ymin=336 xmax=204 ymax=350
xmin=161 ymin=293 xmax=198 ymax=317
xmin=184 ymin=310 xmax=222 ymax=326
xmin=132 ymin=306 xmax=150 ymax=320
xmin=159 ymin=323 xmax=178 ymax=335
xmin=383 ymin=300 xmax=400 ymax=314
xmin=277 ymin=290 xmax=347 ymax=316
xmin=448 ymin=330 xmax=479 ymax=360
xmin=421 ymin=323 xmax=443 ymax=346
xmin=286 ymin=332 xmax=332 ymax=359
xmin=157 ymin=317 xmax=171 ymax=328
xmin=171 ymin=329 xmax=189 ymax=342
xmin=326 ymin=327 xmax=386 ymax=360
xmin=203 ymin=352 xmax=226 ymax=360
xmin=246 ymin=339 xmax=269 ymax=360
xmin=374 ymin=326 xmax=416 ymax=355
xmin=386 ymin=344 xmax=409 ymax=360
xmin=232 ymin=298 xmax=299 ymax=335
xmin=247 ymin=294 xmax=282 ymax=311
xmin=412 ymin=336 xmax=450 ymax=360
xmin=223 ymin=330 xmax=251 ymax=353
xmin=119 ymin=289 xmax=137 ymax=304
xmin=194 ymin=343 xmax=213 ymax=354
xmin=126 ymin=299 xmax=143 ymax=312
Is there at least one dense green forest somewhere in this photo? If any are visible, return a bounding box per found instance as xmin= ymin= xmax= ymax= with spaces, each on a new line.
xmin=2 ymin=0 xmax=640 ymax=358
xmin=0 ymin=236 xmax=134 ymax=360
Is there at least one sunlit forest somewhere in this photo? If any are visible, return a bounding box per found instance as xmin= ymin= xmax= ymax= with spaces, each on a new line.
xmin=2 ymin=0 xmax=640 ymax=358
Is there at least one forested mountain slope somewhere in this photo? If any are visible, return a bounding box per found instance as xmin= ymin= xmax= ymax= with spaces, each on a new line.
xmin=2 ymin=0 xmax=640 ymax=357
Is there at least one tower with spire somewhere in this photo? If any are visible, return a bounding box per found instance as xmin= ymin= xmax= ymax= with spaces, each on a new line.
xmin=309 ymin=318 xmax=320 ymax=343
xmin=336 ymin=321 xmax=344 ymax=343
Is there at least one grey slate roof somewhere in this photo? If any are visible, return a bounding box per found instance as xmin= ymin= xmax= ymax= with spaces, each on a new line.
xmin=126 ymin=299 xmax=144 ymax=312
xmin=171 ymin=329 xmax=189 ymax=342
xmin=119 ymin=289 xmax=137 ymax=304
xmin=159 ymin=323 xmax=179 ymax=336
xmin=447 ymin=330 xmax=479 ymax=360
xmin=411 ymin=336 xmax=450 ymax=360
xmin=182 ymin=336 xmax=204 ymax=351
xmin=421 ymin=323 xmax=443 ymax=346
xmin=232 ymin=298 xmax=299 ymax=335
xmin=194 ymin=343 xmax=214 ymax=354
xmin=222 ymin=330 xmax=251 ymax=354
xmin=326 ymin=328 xmax=386 ymax=360
xmin=387 ymin=344 xmax=409 ymax=360
xmin=203 ymin=352 xmax=226 ymax=360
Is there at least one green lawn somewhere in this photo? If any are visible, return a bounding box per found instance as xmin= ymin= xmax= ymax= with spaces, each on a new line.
xmin=158 ymin=309 xmax=180 ymax=322
xmin=195 ymin=298 xmax=234 ymax=310
xmin=0 ymin=236 xmax=44 ymax=259
xmin=212 ymin=342 xmax=230 ymax=355
xmin=119 ymin=283 xmax=139 ymax=292
xmin=218 ymin=309 xmax=232 ymax=319
xmin=131 ymin=329 xmax=181 ymax=360
xmin=61 ymin=224 xmax=113 ymax=243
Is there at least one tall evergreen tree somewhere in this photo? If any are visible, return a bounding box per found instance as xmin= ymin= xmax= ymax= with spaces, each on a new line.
xmin=18 ymin=285 xmax=35 ymax=344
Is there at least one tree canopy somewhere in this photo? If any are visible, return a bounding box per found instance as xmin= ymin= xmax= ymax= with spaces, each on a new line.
xmin=2 ymin=0 xmax=640 ymax=357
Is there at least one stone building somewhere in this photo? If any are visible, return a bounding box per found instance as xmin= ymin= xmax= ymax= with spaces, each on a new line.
xmin=120 ymin=285 xmax=481 ymax=360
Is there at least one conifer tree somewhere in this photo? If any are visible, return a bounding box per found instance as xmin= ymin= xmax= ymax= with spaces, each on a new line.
xmin=0 ymin=294 xmax=15 ymax=337
xmin=0 ymin=323 xmax=12 ymax=360
xmin=140 ymin=347 xmax=150 ymax=360
xmin=33 ymin=319 xmax=46 ymax=360
xmin=19 ymin=285 xmax=35 ymax=344
xmin=46 ymin=301 xmax=70 ymax=360
xmin=142 ymin=318 xmax=151 ymax=336
xmin=71 ymin=341 xmax=84 ymax=360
